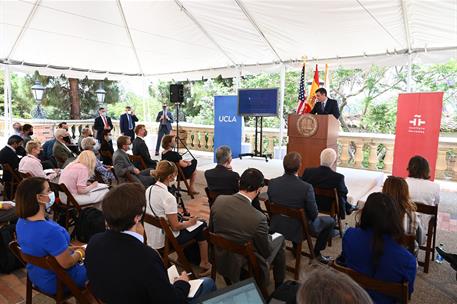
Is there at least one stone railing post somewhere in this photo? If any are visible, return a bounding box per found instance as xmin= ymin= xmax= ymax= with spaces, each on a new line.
xmin=339 ymin=139 xmax=350 ymax=166
xmin=383 ymin=143 xmax=394 ymax=173
xmin=368 ymin=143 xmax=379 ymax=170
xmin=354 ymin=142 xmax=364 ymax=168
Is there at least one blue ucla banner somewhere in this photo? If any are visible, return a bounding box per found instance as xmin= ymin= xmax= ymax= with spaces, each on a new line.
xmin=214 ymin=96 xmax=242 ymax=162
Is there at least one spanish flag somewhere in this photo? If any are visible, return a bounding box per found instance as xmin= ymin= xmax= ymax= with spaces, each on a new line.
xmin=304 ymin=65 xmax=319 ymax=113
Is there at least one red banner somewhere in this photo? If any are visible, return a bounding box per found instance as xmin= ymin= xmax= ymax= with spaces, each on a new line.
xmin=392 ymin=92 xmax=443 ymax=180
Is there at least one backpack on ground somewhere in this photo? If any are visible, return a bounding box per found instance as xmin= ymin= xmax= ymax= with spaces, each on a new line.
xmin=75 ymin=208 xmax=106 ymax=243
xmin=0 ymin=224 xmax=23 ymax=273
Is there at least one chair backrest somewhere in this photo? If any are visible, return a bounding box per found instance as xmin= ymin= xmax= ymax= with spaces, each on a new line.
xmin=313 ymin=187 xmax=339 ymax=216
xmin=142 ymin=213 xmax=163 ymax=245
xmin=205 ymin=187 xmax=221 ymax=208
xmin=331 ymin=261 xmax=409 ymax=303
xmin=58 ymin=183 xmax=82 ymax=210
xmin=415 ymin=202 xmax=438 ymax=217
xmin=208 ymin=232 xmax=261 ymax=286
xmin=18 ymin=171 xmax=32 ymax=179
xmin=9 ymin=241 xmax=91 ymax=304
xmin=3 ymin=163 xmax=22 ymax=183
xmin=264 ymin=200 xmax=310 ymax=236
xmin=128 ymin=155 xmax=147 ymax=170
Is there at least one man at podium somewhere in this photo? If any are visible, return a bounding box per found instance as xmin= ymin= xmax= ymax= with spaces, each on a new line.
xmin=310 ymin=88 xmax=340 ymax=119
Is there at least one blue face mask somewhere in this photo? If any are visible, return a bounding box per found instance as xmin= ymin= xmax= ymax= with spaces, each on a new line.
xmin=45 ymin=192 xmax=56 ymax=209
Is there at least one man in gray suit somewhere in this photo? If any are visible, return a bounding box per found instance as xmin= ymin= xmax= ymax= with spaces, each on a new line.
xmin=113 ymin=136 xmax=155 ymax=187
xmin=52 ymin=128 xmax=76 ymax=168
xmin=155 ymin=104 xmax=174 ymax=156
xmin=210 ymin=168 xmax=285 ymax=290
xmin=268 ymin=152 xmax=335 ymax=264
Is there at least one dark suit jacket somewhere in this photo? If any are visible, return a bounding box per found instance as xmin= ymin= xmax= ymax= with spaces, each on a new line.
xmin=302 ymin=166 xmax=349 ymax=219
xmin=132 ymin=137 xmax=156 ymax=168
xmin=268 ymin=174 xmax=318 ymax=243
xmin=156 ymin=110 xmax=174 ymax=133
xmin=85 ymin=231 xmax=190 ymax=304
xmin=94 ymin=115 xmax=113 ymax=142
xmin=209 ymin=193 xmax=275 ymax=286
xmin=119 ymin=113 xmax=138 ymax=135
xmin=310 ymin=98 xmax=340 ymax=119
xmin=0 ymin=146 xmax=20 ymax=182
xmin=204 ymin=165 xmax=240 ymax=194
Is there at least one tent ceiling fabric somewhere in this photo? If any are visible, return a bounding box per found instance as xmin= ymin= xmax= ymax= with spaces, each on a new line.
xmin=1 ymin=0 xmax=456 ymax=80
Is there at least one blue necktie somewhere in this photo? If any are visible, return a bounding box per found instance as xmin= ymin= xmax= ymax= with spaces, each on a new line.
xmin=128 ymin=114 xmax=133 ymax=130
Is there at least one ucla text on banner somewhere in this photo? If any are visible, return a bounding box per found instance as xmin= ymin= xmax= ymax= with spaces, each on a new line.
xmin=214 ymin=96 xmax=242 ymax=162
xmin=392 ymin=92 xmax=443 ymax=180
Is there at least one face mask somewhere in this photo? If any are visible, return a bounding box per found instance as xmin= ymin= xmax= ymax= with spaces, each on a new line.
xmin=107 ymin=136 xmax=112 ymax=141
xmin=45 ymin=192 xmax=56 ymax=209
xmin=101 ymin=112 xmax=107 ymax=117
xmin=144 ymin=131 xmax=148 ymax=137
xmin=93 ymin=142 xmax=101 ymax=152
xmin=28 ymin=131 xmax=34 ymax=136
xmin=63 ymin=136 xmax=71 ymax=143
xmin=127 ymin=111 xmax=132 ymax=115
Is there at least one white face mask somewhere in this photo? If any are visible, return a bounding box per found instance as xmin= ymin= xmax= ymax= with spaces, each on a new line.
xmin=127 ymin=111 xmax=132 ymax=115
xmin=93 ymin=142 xmax=101 ymax=151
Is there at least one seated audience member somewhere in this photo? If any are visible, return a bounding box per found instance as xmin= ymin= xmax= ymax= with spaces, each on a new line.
xmin=132 ymin=124 xmax=157 ymax=168
xmin=85 ymin=183 xmax=215 ymax=304
xmin=340 ymin=192 xmax=416 ymax=304
xmin=19 ymin=140 xmax=59 ymax=180
xmin=204 ymin=146 xmax=239 ymax=194
xmin=77 ymin=127 xmax=92 ymax=151
xmin=210 ymin=168 xmax=286 ymax=289
xmin=100 ymin=130 xmax=114 ymax=166
xmin=113 ymin=136 xmax=154 ymax=187
xmin=161 ymin=135 xmax=198 ymax=195
xmin=52 ymin=128 xmax=76 ymax=168
xmin=302 ymin=148 xmax=355 ymax=219
xmin=22 ymin=123 xmax=34 ymax=146
xmin=0 ymin=201 xmax=16 ymax=223
xmin=42 ymin=123 xmax=68 ymax=160
xmin=81 ymin=137 xmax=115 ymax=184
xmin=296 ymin=267 xmax=373 ymax=304
xmin=0 ymin=135 xmax=24 ymax=198
xmin=146 ymin=160 xmax=211 ymax=276
xmin=15 ymin=177 xmax=87 ymax=295
xmin=59 ymin=151 xmax=108 ymax=206
xmin=382 ymin=176 xmax=424 ymax=245
xmin=406 ymin=155 xmax=440 ymax=233
xmin=268 ymin=152 xmax=335 ymax=264
xmin=12 ymin=122 xmax=22 ymax=136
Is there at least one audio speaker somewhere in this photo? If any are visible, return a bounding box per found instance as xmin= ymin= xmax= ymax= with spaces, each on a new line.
xmin=170 ymin=84 xmax=184 ymax=103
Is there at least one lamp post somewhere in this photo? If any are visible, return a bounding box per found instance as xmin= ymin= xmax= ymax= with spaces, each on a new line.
xmin=96 ymin=83 xmax=106 ymax=105
xmin=31 ymin=80 xmax=46 ymax=119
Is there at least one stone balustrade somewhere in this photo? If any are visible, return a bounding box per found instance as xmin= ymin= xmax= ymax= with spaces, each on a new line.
xmin=2 ymin=119 xmax=456 ymax=180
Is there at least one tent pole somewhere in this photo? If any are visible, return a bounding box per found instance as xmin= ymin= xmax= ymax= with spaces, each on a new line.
xmin=3 ymin=66 xmax=11 ymax=138
xmin=407 ymin=53 xmax=412 ymax=92
xmin=278 ymin=64 xmax=286 ymax=151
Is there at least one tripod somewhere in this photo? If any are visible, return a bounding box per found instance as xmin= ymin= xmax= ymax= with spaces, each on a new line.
xmin=172 ymin=102 xmax=195 ymax=216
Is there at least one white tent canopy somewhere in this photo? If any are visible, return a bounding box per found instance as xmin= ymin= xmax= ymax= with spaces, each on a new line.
xmin=1 ymin=0 xmax=456 ymax=80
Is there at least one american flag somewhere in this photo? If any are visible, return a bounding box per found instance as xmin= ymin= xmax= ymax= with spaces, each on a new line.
xmin=296 ymin=65 xmax=307 ymax=114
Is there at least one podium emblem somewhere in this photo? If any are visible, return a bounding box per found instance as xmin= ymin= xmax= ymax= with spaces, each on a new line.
xmin=297 ymin=115 xmax=318 ymax=137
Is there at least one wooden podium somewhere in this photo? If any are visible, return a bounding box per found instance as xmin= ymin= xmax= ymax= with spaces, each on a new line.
xmin=287 ymin=114 xmax=339 ymax=175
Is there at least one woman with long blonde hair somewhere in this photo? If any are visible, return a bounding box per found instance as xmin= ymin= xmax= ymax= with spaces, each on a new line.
xmin=382 ymin=176 xmax=424 ymax=244
xmin=59 ymin=150 xmax=109 ymax=206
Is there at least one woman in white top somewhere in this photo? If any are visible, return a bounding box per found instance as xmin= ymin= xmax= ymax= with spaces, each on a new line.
xmin=405 ymin=155 xmax=440 ymax=234
xmin=145 ymin=160 xmax=211 ymax=276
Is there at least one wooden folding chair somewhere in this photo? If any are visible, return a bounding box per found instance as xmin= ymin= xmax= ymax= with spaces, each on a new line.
xmin=129 ymin=154 xmax=147 ymax=170
xmin=9 ymin=241 xmax=96 ymax=304
xmin=205 ymin=187 xmax=222 ymax=208
xmin=313 ymin=187 xmax=342 ymax=246
xmin=207 ymin=231 xmax=268 ymax=298
xmin=175 ymin=163 xmax=194 ymax=199
xmin=264 ymin=200 xmax=314 ymax=280
xmin=331 ymin=261 xmax=409 ymax=303
xmin=49 ymin=182 xmax=99 ymax=230
xmin=2 ymin=163 xmax=23 ymax=200
xmin=415 ymin=202 xmax=438 ymax=273
xmin=18 ymin=171 xmax=33 ymax=179
xmin=143 ymin=213 xmax=197 ymax=279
